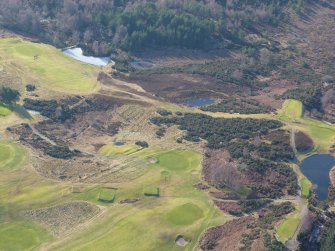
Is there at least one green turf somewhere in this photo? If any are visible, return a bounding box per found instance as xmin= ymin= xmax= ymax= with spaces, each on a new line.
xmin=277 ymin=99 xmax=335 ymax=152
xmin=277 ymin=99 xmax=303 ymax=122
xmin=0 ymin=38 xmax=98 ymax=93
xmin=276 ymin=204 xmax=300 ymax=243
xmin=143 ymin=187 xmax=159 ymax=197
xmin=0 ymin=103 xmax=11 ymax=117
xmin=0 ymin=221 xmax=50 ymax=251
xmin=300 ymin=177 xmax=311 ymax=198
xmin=98 ymin=188 xmax=116 ymax=202
xmin=166 ymin=203 xmax=204 ymax=226
xmin=155 ymin=150 xmax=199 ymax=171
xmin=72 ymin=186 xmax=117 ymax=205
xmin=51 ymin=149 xmax=227 ymax=251
xmin=0 ymin=142 xmax=25 ymax=171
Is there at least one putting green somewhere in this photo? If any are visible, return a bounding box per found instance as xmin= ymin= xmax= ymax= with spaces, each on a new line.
xmin=0 ymin=221 xmax=50 ymax=251
xmin=156 ymin=150 xmax=199 ymax=171
xmin=0 ymin=142 xmax=25 ymax=171
xmin=0 ymin=38 xmax=98 ymax=94
xmin=166 ymin=203 xmax=204 ymax=226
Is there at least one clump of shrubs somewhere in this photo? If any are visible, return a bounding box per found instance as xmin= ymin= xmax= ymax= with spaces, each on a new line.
xmin=0 ymin=87 xmax=20 ymax=105
xmin=26 ymin=84 xmax=36 ymax=92
xmin=176 ymin=138 xmax=183 ymax=143
xmin=156 ymin=127 xmax=166 ymax=138
xmin=157 ymin=109 xmax=172 ymax=116
xmin=45 ymin=145 xmax=79 ymax=159
xmin=135 ymin=141 xmax=149 ymax=148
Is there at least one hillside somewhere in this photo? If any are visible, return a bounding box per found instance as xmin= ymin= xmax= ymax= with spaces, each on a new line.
xmin=0 ymin=0 xmax=308 ymax=54
xmin=0 ymin=1 xmax=335 ymax=251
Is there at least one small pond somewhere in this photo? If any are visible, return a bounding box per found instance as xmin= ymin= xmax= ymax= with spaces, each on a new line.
xmin=300 ymin=154 xmax=335 ymax=200
xmin=182 ymin=98 xmax=215 ymax=108
xmin=63 ymin=47 xmax=111 ymax=66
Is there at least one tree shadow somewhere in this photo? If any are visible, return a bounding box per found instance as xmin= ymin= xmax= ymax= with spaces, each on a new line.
xmin=12 ymin=104 xmax=32 ymax=120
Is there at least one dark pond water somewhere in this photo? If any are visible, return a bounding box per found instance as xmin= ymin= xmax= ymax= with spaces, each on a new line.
xmin=300 ymin=154 xmax=335 ymax=200
xmin=182 ymin=98 xmax=215 ymax=107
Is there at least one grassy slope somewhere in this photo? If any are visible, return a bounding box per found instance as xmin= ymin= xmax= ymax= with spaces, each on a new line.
xmin=295 ymin=164 xmax=312 ymax=198
xmin=277 ymin=99 xmax=335 ymax=152
xmin=276 ymin=99 xmax=335 ymax=199
xmin=276 ymin=202 xmax=301 ymax=243
xmin=276 ymin=99 xmax=335 ymax=243
xmin=0 ymin=141 xmax=25 ymax=171
xmin=0 ymin=221 xmax=50 ymax=251
xmin=50 ymin=147 xmax=226 ymax=251
xmin=0 ymin=140 xmax=73 ymax=250
xmin=0 ymin=103 xmax=11 ymax=117
xmin=0 ymin=38 xmax=99 ymax=94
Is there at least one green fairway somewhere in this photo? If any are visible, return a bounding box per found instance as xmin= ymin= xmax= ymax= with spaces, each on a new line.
xmin=50 ymin=148 xmax=226 ymax=251
xmin=300 ymin=175 xmax=312 ymax=198
xmin=291 ymin=164 xmax=312 ymax=198
xmin=0 ymin=142 xmax=25 ymax=171
xmin=166 ymin=203 xmax=204 ymax=226
xmin=0 ymin=38 xmax=99 ymax=94
xmin=277 ymin=99 xmax=303 ymax=122
xmin=0 ymin=221 xmax=50 ymax=251
xmin=277 ymin=100 xmax=335 ymax=152
xmin=276 ymin=203 xmax=300 ymax=243
xmin=0 ymin=104 xmax=11 ymax=117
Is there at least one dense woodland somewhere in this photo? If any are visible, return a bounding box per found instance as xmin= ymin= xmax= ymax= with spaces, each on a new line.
xmin=0 ymin=0 xmax=308 ymax=55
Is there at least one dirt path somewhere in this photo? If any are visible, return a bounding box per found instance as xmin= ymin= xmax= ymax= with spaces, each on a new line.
xmin=285 ymin=196 xmax=309 ymax=251
xmin=28 ymin=124 xmax=57 ymax=146
xmin=285 ymin=128 xmax=309 ymax=250
xmin=291 ymin=128 xmax=298 ymax=156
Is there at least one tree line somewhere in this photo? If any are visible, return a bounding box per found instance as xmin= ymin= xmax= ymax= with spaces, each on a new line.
xmin=0 ymin=0 xmax=309 ymax=55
